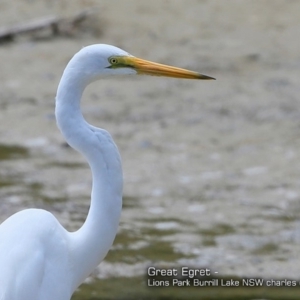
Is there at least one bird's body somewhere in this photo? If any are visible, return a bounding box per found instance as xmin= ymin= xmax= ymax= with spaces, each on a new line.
xmin=0 ymin=209 xmax=71 ymax=299
xmin=0 ymin=44 xmax=214 ymax=299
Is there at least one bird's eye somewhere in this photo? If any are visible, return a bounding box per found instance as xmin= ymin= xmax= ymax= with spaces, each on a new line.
xmin=109 ymin=57 xmax=118 ymax=65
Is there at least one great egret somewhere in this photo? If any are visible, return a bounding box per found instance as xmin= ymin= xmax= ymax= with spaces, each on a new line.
xmin=0 ymin=44 xmax=214 ymax=300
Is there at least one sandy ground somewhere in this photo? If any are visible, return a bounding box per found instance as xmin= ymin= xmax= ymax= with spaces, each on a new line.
xmin=1 ymin=0 xmax=300 ymax=291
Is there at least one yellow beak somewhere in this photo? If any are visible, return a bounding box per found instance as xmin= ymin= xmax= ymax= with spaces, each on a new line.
xmin=114 ymin=56 xmax=215 ymax=80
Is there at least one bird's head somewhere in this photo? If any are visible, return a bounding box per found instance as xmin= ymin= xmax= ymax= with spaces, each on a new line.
xmin=67 ymin=44 xmax=215 ymax=84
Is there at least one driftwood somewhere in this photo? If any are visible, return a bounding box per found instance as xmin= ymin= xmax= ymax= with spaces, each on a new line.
xmin=0 ymin=9 xmax=95 ymax=43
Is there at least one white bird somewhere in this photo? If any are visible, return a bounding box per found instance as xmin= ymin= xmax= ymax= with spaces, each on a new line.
xmin=0 ymin=44 xmax=214 ymax=300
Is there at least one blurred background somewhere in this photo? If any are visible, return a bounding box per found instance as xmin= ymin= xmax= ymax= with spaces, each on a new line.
xmin=0 ymin=0 xmax=300 ymax=299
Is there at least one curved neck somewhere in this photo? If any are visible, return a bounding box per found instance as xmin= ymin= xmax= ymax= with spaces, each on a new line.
xmin=56 ymin=67 xmax=123 ymax=292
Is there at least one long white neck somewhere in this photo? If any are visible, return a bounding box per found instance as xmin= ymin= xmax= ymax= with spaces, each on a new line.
xmin=55 ymin=65 xmax=123 ymax=292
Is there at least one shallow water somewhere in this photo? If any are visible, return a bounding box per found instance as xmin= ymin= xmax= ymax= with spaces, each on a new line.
xmin=1 ymin=1 xmax=300 ymax=298
xmin=1 ymin=145 xmax=300 ymax=299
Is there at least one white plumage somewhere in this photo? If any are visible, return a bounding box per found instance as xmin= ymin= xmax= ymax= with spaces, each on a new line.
xmin=0 ymin=44 xmax=214 ymax=299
